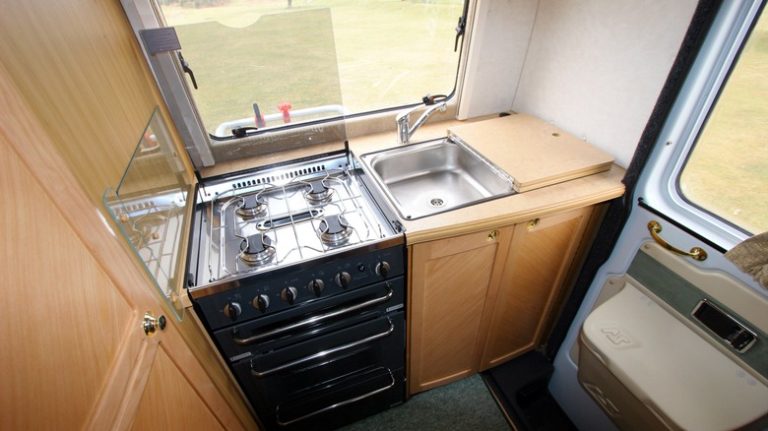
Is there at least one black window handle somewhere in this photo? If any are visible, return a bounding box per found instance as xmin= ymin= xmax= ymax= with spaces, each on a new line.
xmin=177 ymin=52 xmax=198 ymax=90
xmin=454 ymin=0 xmax=470 ymax=52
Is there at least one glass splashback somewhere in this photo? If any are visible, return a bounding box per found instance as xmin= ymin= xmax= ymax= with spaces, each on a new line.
xmin=103 ymin=108 xmax=191 ymax=320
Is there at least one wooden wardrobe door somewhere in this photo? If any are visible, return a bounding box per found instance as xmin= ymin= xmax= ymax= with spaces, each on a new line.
xmin=0 ymin=69 xmax=251 ymax=430
xmin=0 ymin=141 xmax=135 ymax=429
xmin=0 ymin=124 xmax=248 ymax=431
xmin=0 ymin=0 xmax=256 ymax=426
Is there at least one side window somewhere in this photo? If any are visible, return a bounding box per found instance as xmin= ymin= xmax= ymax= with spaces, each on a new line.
xmin=678 ymin=9 xmax=767 ymax=235
xmin=156 ymin=0 xmax=465 ymax=139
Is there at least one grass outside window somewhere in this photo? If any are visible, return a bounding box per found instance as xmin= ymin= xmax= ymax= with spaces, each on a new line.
xmin=159 ymin=0 xmax=463 ymax=136
xmin=679 ymin=11 xmax=768 ymax=234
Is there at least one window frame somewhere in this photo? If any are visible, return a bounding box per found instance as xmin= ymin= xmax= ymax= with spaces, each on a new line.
xmin=639 ymin=0 xmax=765 ymax=250
xmin=122 ymin=0 xmax=214 ymax=167
xmin=122 ymin=0 xmax=469 ymax=169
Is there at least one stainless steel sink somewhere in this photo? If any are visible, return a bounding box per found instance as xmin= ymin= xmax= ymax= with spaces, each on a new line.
xmin=360 ymin=137 xmax=516 ymax=220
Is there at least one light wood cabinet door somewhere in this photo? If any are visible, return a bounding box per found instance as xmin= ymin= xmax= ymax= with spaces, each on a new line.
xmin=0 ymin=64 xmax=255 ymax=429
xmin=479 ymin=207 xmax=593 ymax=370
xmin=0 ymin=135 xmax=250 ymax=431
xmin=409 ymin=228 xmax=512 ymax=394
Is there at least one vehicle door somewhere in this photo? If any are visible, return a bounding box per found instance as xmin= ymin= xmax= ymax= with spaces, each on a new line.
xmin=548 ymin=1 xmax=768 ymax=429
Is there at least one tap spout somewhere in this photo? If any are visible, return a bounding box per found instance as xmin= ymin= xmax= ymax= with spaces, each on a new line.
xmin=396 ymin=101 xmax=447 ymax=145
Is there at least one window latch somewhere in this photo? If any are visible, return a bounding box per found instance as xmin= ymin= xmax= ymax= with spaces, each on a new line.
xmin=454 ymin=0 xmax=470 ymax=52
xmin=454 ymin=16 xmax=466 ymax=52
xmin=177 ymin=52 xmax=198 ymax=90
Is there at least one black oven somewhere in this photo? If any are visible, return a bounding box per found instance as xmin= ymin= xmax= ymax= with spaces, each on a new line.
xmin=186 ymin=152 xmax=407 ymax=430
xmin=194 ymin=245 xmax=406 ymax=430
xmin=229 ymin=286 xmax=405 ymax=429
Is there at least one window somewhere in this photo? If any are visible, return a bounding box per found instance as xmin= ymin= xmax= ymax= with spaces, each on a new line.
xmin=678 ymin=9 xmax=767 ymax=235
xmin=156 ymin=0 xmax=465 ymax=138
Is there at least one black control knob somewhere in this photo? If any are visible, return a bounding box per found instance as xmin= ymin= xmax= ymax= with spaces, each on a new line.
xmin=307 ymin=279 xmax=325 ymax=297
xmin=335 ymin=271 xmax=352 ymax=288
xmin=223 ymin=302 xmax=242 ymax=320
xmin=252 ymin=294 xmax=270 ymax=313
xmin=281 ymin=287 xmax=298 ymax=304
xmin=375 ymin=261 xmax=391 ymax=278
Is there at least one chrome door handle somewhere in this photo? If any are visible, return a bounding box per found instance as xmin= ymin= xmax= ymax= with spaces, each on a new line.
xmin=275 ymin=368 xmax=396 ymax=426
xmin=233 ymin=285 xmax=394 ymax=346
xmin=647 ymin=220 xmax=708 ymax=261
xmin=250 ymin=319 xmax=394 ymax=378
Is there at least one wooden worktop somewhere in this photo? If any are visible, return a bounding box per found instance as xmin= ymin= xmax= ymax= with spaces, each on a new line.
xmin=448 ymin=115 xmax=614 ymax=193
xmin=203 ymin=113 xmax=625 ymax=245
xmin=347 ymin=113 xmax=625 ymax=244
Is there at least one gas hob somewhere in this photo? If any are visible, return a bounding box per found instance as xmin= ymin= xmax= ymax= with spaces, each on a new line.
xmin=186 ymin=151 xmax=403 ymax=299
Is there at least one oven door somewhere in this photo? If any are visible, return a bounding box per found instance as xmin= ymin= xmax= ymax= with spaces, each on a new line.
xmin=231 ymin=311 xmax=405 ymax=430
xmin=214 ymin=278 xmax=404 ymax=361
xmin=274 ymin=367 xmax=405 ymax=431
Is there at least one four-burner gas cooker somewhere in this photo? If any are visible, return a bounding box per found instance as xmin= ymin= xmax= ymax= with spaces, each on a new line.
xmin=185 ymin=151 xmax=407 ymax=431
xmin=186 ymin=151 xmax=404 ymax=298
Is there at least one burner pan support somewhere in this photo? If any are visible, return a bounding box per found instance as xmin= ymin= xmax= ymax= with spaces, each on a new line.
xmin=319 ymin=214 xmax=354 ymax=246
xmin=236 ymin=194 xmax=268 ymax=220
xmin=304 ymin=179 xmax=334 ymax=205
xmin=239 ymin=234 xmax=276 ymax=266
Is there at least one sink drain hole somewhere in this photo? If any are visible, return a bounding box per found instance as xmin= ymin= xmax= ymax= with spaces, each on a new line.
xmin=430 ymin=198 xmax=446 ymax=208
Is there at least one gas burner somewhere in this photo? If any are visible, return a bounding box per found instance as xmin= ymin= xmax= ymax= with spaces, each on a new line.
xmin=236 ymin=194 xmax=267 ymax=219
xmin=238 ymin=234 xmax=276 ymax=266
xmin=304 ymin=180 xmax=334 ymax=205
xmin=318 ymin=215 xmax=353 ymax=246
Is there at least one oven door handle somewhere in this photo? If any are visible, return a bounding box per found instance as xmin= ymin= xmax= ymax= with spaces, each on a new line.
xmin=275 ymin=368 xmax=396 ymax=426
xmin=233 ymin=284 xmax=394 ymax=346
xmin=250 ymin=318 xmax=395 ymax=378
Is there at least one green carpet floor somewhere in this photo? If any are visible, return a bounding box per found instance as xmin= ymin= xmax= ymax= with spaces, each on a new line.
xmin=338 ymin=375 xmax=510 ymax=430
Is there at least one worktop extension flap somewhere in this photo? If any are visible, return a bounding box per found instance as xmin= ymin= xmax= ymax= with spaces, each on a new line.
xmin=448 ymin=114 xmax=614 ymax=193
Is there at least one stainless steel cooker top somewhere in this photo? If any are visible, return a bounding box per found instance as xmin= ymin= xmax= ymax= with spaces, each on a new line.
xmin=187 ymin=152 xmax=402 ymax=297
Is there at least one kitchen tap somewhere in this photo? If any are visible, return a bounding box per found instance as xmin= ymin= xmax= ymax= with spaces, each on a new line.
xmin=396 ymin=100 xmax=447 ymax=145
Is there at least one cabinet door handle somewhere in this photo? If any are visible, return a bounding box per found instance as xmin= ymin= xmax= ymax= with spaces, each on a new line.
xmin=488 ymin=230 xmax=498 ymax=241
xmin=647 ymin=220 xmax=707 ymax=261
xmin=142 ymin=312 xmax=166 ymax=336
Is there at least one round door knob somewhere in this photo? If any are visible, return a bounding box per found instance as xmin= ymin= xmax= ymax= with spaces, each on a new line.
xmin=281 ymin=287 xmax=298 ymax=304
xmin=307 ymin=279 xmax=325 ymax=297
xmin=142 ymin=312 xmax=166 ymax=336
xmin=252 ymin=294 xmax=270 ymax=313
xmin=335 ymin=271 xmax=352 ymax=288
xmin=375 ymin=261 xmax=391 ymax=278
xmin=223 ymin=302 xmax=242 ymax=320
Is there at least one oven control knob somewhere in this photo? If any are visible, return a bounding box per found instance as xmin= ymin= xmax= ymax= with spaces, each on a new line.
xmin=252 ymin=294 xmax=270 ymax=313
xmin=281 ymin=287 xmax=298 ymax=304
xmin=375 ymin=261 xmax=391 ymax=278
xmin=223 ymin=302 xmax=242 ymax=320
xmin=307 ymin=279 xmax=325 ymax=297
xmin=335 ymin=271 xmax=352 ymax=288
